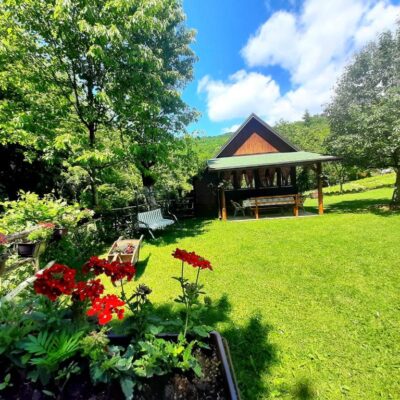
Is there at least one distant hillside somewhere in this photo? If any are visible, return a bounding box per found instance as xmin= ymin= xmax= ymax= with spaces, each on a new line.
xmin=193 ymin=132 xmax=232 ymax=164
xmin=274 ymin=114 xmax=330 ymax=153
xmin=192 ymin=114 xmax=331 ymax=166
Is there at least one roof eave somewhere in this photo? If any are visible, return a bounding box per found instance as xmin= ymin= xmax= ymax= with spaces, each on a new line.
xmin=207 ymin=156 xmax=341 ymax=172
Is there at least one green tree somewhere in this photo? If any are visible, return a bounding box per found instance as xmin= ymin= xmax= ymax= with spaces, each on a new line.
xmin=303 ymin=109 xmax=312 ymax=127
xmin=326 ymin=27 xmax=400 ymax=206
xmin=0 ymin=0 xmax=196 ymax=208
xmin=274 ymin=114 xmax=330 ymax=153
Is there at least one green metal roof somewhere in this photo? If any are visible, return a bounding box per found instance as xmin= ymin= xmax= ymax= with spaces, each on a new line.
xmin=207 ymin=151 xmax=339 ymax=171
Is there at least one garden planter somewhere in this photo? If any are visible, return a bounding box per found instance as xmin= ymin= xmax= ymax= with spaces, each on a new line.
xmin=17 ymin=241 xmax=46 ymax=258
xmin=0 ymin=331 xmax=240 ymax=399
xmin=108 ymin=331 xmax=241 ymax=400
xmin=52 ymin=227 xmax=68 ymax=241
xmin=107 ymin=236 xmax=144 ymax=264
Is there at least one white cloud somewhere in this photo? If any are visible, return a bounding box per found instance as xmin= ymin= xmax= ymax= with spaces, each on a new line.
xmin=221 ymin=124 xmax=241 ymax=134
xmin=199 ymin=0 xmax=400 ymax=124
xmin=198 ymin=70 xmax=281 ymax=122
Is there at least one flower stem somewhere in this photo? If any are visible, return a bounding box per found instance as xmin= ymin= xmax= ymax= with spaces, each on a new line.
xmin=184 ymin=304 xmax=190 ymax=337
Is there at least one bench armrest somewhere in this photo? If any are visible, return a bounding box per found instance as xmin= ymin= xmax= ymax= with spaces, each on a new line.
xmin=166 ymin=211 xmax=178 ymax=223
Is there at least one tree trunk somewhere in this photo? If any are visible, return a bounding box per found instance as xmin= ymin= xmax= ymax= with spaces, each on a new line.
xmin=141 ymin=169 xmax=158 ymax=209
xmin=143 ymin=185 xmax=158 ymax=209
xmin=89 ymin=169 xmax=99 ymax=209
xmin=88 ymin=121 xmax=99 ymax=208
xmin=392 ymin=167 xmax=400 ymax=207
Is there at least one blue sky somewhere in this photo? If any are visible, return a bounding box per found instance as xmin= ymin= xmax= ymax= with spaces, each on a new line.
xmin=182 ymin=0 xmax=400 ymax=136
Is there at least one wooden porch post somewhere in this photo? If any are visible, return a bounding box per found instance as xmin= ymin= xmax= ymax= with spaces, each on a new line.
xmin=255 ymin=198 xmax=259 ymax=219
xmin=221 ymin=188 xmax=227 ymax=221
xmin=317 ymin=162 xmax=324 ymax=215
xmin=293 ymin=194 xmax=299 ymax=217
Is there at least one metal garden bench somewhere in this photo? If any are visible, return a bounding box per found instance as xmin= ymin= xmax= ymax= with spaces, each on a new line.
xmin=137 ymin=208 xmax=177 ymax=239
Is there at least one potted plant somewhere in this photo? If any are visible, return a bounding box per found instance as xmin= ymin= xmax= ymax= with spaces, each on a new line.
xmin=51 ymin=226 xmax=69 ymax=241
xmin=0 ymin=250 xmax=240 ymax=399
xmin=0 ymin=232 xmax=9 ymax=273
xmin=50 ymin=207 xmax=95 ymax=242
xmin=17 ymin=223 xmax=55 ymax=258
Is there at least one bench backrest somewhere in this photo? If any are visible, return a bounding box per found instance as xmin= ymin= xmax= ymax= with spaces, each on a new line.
xmin=138 ymin=208 xmax=163 ymax=225
xmin=246 ymin=195 xmax=298 ymax=207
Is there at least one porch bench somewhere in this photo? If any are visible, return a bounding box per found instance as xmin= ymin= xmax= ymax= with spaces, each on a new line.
xmin=137 ymin=208 xmax=177 ymax=239
xmin=244 ymin=194 xmax=301 ymax=219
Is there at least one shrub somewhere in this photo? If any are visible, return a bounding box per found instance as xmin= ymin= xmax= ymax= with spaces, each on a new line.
xmin=0 ymin=191 xmax=93 ymax=234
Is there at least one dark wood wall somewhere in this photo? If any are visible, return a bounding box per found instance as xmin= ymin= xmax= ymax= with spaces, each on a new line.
xmin=194 ymin=167 xmax=298 ymax=217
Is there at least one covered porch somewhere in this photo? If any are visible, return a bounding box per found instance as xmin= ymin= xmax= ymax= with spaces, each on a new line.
xmin=207 ymin=151 xmax=339 ymax=220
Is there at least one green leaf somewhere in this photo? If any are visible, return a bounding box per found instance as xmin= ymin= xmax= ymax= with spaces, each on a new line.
xmin=42 ymin=389 xmax=56 ymax=398
xmin=120 ymin=377 xmax=135 ymax=400
xmin=192 ymin=363 xmax=202 ymax=378
xmin=192 ymin=325 xmax=210 ymax=338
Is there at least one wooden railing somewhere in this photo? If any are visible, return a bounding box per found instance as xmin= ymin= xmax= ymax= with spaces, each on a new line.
xmin=0 ymin=260 xmax=55 ymax=306
xmin=1 ymin=225 xmax=42 ymax=277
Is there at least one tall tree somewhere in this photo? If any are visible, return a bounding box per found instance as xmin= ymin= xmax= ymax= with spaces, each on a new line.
xmin=0 ymin=0 xmax=196 ymax=208
xmin=326 ymin=26 xmax=400 ymax=206
xmin=274 ymin=114 xmax=330 ymax=153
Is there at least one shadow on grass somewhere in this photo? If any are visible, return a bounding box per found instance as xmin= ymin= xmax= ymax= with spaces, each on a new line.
xmin=325 ymin=197 xmax=400 ymax=217
xmin=221 ymin=314 xmax=277 ymax=399
xmin=292 ymin=378 xmax=317 ymax=399
xmin=144 ymin=294 xmax=278 ymax=399
xmin=134 ymin=253 xmax=151 ymax=281
xmin=147 ymin=218 xmax=212 ymax=246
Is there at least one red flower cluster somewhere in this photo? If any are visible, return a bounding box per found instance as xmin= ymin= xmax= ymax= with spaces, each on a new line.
xmin=34 ymin=263 xmax=76 ymax=301
xmin=34 ymin=259 xmax=127 ymax=325
xmin=172 ymin=248 xmax=213 ymax=270
xmin=83 ymin=256 xmax=109 ymax=275
xmin=0 ymin=233 xmax=7 ymax=245
xmin=87 ymin=294 xmax=125 ymax=325
xmin=72 ymin=279 xmax=104 ymax=301
xmin=83 ymin=256 xmax=136 ymax=283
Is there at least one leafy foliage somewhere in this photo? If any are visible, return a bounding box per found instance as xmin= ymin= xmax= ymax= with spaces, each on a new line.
xmin=326 ymin=26 xmax=400 ymax=204
xmin=0 ymin=0 xmax=197 ymax=208
xmin=0 ymin=191 xmax=92 ymax=234
xmin=134 ymin=333 xmax=202 ymax=379
xmin=19 ymin=329 xmax=84 ymax=384
xmin=275 ymin=113 xmax=331 ymax=153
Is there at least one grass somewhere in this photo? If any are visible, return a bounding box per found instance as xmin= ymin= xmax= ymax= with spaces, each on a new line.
xmin=324 ymin=172 xmax=396 ymax=195
xmin=108 ymin=187 xmax=400 ymax=399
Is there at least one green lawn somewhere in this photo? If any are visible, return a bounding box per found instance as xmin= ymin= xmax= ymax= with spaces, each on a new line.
xmin=323 ymin=172 xmax=395 ymax=195
xmin=110 ymin=188 xmax=400 ymax=399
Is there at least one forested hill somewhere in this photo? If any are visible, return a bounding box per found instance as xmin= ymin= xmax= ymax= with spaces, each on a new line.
xmin=193 ymin=132 xmax=232 ymax=163
xmin=193 ymin=114 xmax=331 ymax=164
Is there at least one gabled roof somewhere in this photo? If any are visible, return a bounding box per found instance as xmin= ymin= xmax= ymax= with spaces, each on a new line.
xmin=208 ymin=151 xmax=339 ymax=171
xmin=214 ymin=113 xmax=299 ymax=158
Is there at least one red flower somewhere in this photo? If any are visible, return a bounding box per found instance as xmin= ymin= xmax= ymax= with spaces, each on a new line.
xmin=103 ymin=261 xmax=136 ymax=283
xmin=0 ymin=233 xmax=7 ymax=245
xmin=86 ymin=294 xmax=125 ymax=325
xmin=34 ymin=263 xmax=76 ymax=301
xmin=172 ymin=248 xmax=213 ymax=270
xmin=83 ymin=257 xmax=136 ymax=283
xmin=82 ymin=256 xmax=109 ymax=276
xmin=72 ymin=279 xmax=104 ymax=302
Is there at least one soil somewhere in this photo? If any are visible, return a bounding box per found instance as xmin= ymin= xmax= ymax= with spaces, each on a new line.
xmin=0 ymin=344 xmax=227 ymax=400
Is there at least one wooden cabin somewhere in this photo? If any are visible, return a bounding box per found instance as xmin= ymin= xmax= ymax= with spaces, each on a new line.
xmin=194 ymin=113 xmax=338 ymax=219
